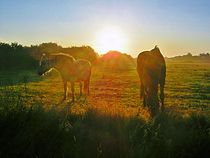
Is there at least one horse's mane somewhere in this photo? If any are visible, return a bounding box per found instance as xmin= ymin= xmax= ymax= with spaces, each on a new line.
xmin=50 ymin=53 xmax=76 ymax=62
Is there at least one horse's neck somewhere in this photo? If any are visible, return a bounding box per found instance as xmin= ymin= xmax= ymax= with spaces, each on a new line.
xmin=48 ymin=58 xmax=57 ymax=69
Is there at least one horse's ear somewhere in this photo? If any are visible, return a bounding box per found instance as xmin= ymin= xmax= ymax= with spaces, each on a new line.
xmin=155 ymin=45 xmax=158 ymax=49
xmin=41 ymin=53 xmax=46 ymax=59
xmin=40 ymin=54 xmax=48 ymax=65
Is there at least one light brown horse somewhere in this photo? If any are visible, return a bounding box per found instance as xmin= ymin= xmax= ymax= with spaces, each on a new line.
xmin=38 ymin=53 xmax=91 ymax=102
xmin=137 ymin=46 xmax=166 ymax=116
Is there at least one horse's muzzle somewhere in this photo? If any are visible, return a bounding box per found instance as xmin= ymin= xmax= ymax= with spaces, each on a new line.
xmin=37 ymin=71 xmax=43 ymax=76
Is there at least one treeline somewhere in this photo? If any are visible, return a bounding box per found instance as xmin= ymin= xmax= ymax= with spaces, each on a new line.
xmin=0 ymin=43 xmax=36 ymax=70
xmin=30 ymin=42 xmax=98 ymax=64
xmin=166 ymin=52 xmax=210 ymax=62
xmin=99 ymin=50 xmax=135 ymax=70
xmin=0 ymin=42 xmax=98 ymax=70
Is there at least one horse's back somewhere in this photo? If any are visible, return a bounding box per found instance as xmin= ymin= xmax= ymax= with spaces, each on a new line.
xmin=53 ymin=53 xmax=75 ymax=64
xmin=51 ymin=53 xmax=91 ymax=82
xmin=137 ymin=48 xmax=166 ymax=81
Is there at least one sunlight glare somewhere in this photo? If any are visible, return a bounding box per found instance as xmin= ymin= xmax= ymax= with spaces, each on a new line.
xmin=94 ymin=27 xmax=127 ymax=54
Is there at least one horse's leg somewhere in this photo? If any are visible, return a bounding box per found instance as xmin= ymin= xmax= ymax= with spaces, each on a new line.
xmin=88 ymin=70 xmax=91 ymax=95
xmin=87 ymin=79 xmax=90 ymax=95
xmin=71 ymin=82 xmax=75 ymax=102
xmin=140 ymin=81 xmax=144 ymax=98
xmin=79 ymin=82 xmax=82 ymax=96
xmin=145 ymin=82 xmax=159 ymax=117
xmin=160 ymin=80 xmax=165 ymax=112
xmin=63 ymin=80 xmax=67 ymax=100
xmin=148 ymin=92 xmax=159 ymax=117
xmin=84 ymin=80 xmax=90 ymax=95
xmin=139 ymin=78 xmax=146 ymax=107
xmin=143 ymin=95 xmax=146 ymax=107
xmin=141 ymin=80 xmax=148 ymax=107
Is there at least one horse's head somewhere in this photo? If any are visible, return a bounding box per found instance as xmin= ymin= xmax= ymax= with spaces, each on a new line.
xmin=38 ymin=54 xmax=51 ymax=76
xmin=151 ymin=45 xmax=159 ymax=52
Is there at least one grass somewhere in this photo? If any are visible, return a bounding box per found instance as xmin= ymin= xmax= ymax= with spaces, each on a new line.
xmin=0 ymin=61 xmax=210 ymax=157
xmin=0 ymin=98 xmax=209 ymax=158
xmin=165 ymin=62 xmax=210 ymax=115
xmin=1 ymin=61 xmax=209 ymax=117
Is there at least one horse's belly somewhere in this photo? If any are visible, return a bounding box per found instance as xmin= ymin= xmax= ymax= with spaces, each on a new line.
xmin=64 ymin=72 xmax=89 ymax=82
xmin=60 ymin=61 xmax=91 ymax=82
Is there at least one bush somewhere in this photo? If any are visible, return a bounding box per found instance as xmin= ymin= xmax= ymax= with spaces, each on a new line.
xmin=0 ymin=96 xmax=75 ymax=157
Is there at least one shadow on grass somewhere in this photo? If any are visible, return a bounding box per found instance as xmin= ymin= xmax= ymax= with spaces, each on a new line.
xmin=0 ymin=98 xmax=210 ymax=158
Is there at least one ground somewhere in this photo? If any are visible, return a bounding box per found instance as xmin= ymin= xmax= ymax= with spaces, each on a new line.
xmin=1 ymin=61 xmax=210 ymax=158
xmin=1 ymin=61 xmax=209 ymax=119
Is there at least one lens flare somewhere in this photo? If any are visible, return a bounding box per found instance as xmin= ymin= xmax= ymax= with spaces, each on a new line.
xmin=94 ymin=27 xmax=127 ymax=54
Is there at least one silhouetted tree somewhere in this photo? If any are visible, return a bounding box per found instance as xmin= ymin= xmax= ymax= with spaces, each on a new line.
xmin=99 ymin=51 xmax=134 ymax=70
xmin=0 ymin=42 xmax=36 ymax=70
xmin=0 ymin=42 xmax=98 ymax=70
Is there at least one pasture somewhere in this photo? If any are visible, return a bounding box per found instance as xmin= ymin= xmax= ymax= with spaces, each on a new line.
xmin=0 ymin=60 xmax=210 ymax=157
xmin=1 ymin=60 xmax=209 ymax=117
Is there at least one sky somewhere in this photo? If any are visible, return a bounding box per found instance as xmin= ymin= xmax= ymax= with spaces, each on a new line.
xmin=0 ymin=0 xmax=210 ymax=57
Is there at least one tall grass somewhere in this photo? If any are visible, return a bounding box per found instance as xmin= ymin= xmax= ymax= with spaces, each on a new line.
xmin=0 ymin=93 xmax=210 ymax=158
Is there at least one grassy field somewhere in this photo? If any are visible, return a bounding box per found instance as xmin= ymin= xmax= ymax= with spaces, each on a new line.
xmin=1 ymin=61 xmax=209 ymax=118
xmin=0 ymin=61 xmax=210 ymax=157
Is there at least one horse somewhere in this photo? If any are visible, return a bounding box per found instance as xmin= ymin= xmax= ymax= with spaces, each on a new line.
xmin=38 ymin=53 xmax=91 ymax=102
xmin=137 ymin=46 xmax=166 ymax=116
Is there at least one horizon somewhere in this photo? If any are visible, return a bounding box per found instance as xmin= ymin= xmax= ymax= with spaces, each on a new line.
xmin=1 ymin=41 xmax=209 ymax=58
xmin=0 ymin=0 xmax=210 ymax=57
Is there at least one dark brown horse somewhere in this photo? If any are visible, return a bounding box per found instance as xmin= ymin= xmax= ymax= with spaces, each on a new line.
xmin=137 ymin=46 xmax=166 ymax=116
xmin=38 ymin=53 xmax=91 ymax=102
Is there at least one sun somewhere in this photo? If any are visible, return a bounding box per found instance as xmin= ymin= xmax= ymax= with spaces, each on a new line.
xmin=94 ymin=27 xmax=127 ymax=54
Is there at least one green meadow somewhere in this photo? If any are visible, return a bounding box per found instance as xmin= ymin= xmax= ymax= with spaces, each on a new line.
xmin=0 ymin=59 xmax=210 ymax=158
